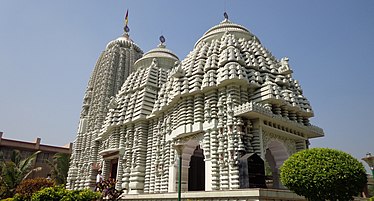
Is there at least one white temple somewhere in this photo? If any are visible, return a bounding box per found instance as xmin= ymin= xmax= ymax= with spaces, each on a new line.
xmin=67 ymin=13 xmax=324 ymax=196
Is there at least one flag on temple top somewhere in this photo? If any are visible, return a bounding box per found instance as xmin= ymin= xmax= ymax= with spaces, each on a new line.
xmin=125 ymin=9 xmax=129 ymax=26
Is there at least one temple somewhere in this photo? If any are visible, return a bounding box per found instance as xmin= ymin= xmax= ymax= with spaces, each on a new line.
xmin=67 ymin=13 xmax=324 ymax=196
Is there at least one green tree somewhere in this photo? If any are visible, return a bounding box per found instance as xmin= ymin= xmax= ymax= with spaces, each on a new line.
xmin=46 ymin=153 xmax=70 ymax=185
xmin=0 ymin=150 xmax=41 ymax=199
xmin=280 ymin=148 xmax=367 ymax=201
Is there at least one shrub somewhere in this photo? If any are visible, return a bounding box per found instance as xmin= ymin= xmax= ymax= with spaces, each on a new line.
xmin=31 ymin=185 xmax=65 ymax=201
xmin=14 ymin=177 xmax=55 ymax=200
xmin=1 ymin=198 xmax=14 ymax=201
xmin=31 ymin=185 xmax=101 ymax=201
xmin=280 ymin=148 xmax=367 ymax=201
xmin=62 ymin=188 xmax=101 ymax=201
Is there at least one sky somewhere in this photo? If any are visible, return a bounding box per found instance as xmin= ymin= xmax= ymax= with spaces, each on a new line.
xmin=0 ymin=1 xmax=373 ymax=170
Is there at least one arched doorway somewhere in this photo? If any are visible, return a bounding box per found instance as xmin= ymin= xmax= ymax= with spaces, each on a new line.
xmin=265 ymin=140 xmax=289 ymax=189
xmin=188 ymin=146 xmax=205 ymax=191
xmin=239 ymin=153 xmax=266 ymax=188
xmin=168 ymin=138 xmax=207 ymax=193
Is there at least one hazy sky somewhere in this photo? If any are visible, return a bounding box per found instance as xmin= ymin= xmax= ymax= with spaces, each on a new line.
xmin=1 ymin=1 xmax=373 ymax=170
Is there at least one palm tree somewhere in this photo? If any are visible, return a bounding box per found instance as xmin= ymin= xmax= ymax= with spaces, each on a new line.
xmin=46 ymin=153 xmax=70 ymax=185
xmin=0 ymin=150 xmax=41 ymax=198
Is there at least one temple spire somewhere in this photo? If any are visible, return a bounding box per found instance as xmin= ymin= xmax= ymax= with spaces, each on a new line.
xmin=124 ymin=9 xmax=130 ymax=34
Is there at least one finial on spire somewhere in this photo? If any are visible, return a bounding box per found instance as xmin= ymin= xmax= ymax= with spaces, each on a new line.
xmin=158 ymin=35 xmax=166 ymax=48
xmin=124 ymin=25 xmax=130 ymax=33
xmin=124 ymin=9 xmax=130 ymax=33
xmin=159 ymin=35 xmax=166 ymax=44
xmin=224 ymin=12 xmax=229 ymax=20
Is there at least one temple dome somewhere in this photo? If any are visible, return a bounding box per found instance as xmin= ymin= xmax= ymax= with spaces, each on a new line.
xmin=195 ymin=19 xmax=256 ymax=47
xmin=152 ymin=19 xmax=314 ymax=117
xmin=134 ymin=43 xmax=179 ymax=70
xmin=100 ymin=41 xmax=179 ymax=132
xmin=106 ymin=33 xmax=142 ymax=52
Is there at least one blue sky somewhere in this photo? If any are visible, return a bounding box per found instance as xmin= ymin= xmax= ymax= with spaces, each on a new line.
xmin=0 ymin=1 xmax=373 ymax=170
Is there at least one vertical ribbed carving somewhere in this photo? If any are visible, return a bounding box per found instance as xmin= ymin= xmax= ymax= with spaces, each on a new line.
xmin=210 ymin=128 xmax=219 ymax=190
xmin=128 ymin=121 xmax=148 ymax=194
xmin=144 ymin=120 xmax=154 ymax=193
xmin=115 ymin=126 xmax=126 ymax=189
xmin=250 ymin=124 xmax=261 ymax=156
xmin=186 ymin=97 xmax=194 ymax=125
xmin=102 ymin=160 xmax=110 ymax=180
xmin=121 ymin=125 xmax=134 ymax=192
xmin=161 ymin=140 xmax=170 ymax=193
xmin=194 ymin=95 xmax=204 ymax=123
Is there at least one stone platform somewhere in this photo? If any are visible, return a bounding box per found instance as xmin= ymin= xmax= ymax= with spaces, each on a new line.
xmin=119 ymin=189 xmax=369 ymax=201
xmin=119 ymin=188 xmax=305 ymax=201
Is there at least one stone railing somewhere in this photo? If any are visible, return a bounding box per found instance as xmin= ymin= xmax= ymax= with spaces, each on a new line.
xmin=233 ymin=101 xmax=273 ymax=117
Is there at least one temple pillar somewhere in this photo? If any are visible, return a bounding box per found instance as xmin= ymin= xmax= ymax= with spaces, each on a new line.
xmin=128 ymin=166 xmax=146 ymax=194
xmin=205 ymin=159 xmax=212 ymax=191
xmin=250 ymin=119 xmax=262 ymax=156
xmin=168 ymin=162 xmax=177 ymax=192
xmin=121 ymin=167 xmax=131 ymax=194
xmin=116 ymin=155 xmax=124 ymax=190
xmin=128 ymin=122 xmax=148 ymax=194
xmin=102 ymin=159 xmax=110 ymax=180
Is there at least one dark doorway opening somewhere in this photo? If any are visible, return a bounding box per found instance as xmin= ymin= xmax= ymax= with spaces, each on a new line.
xmin=239 ymin=153 xmax=267 ymax=188
xmin=110 ymin=158 xmax=118 ymax=180
xmin=188 ymin=146 xmax=205 ymax=191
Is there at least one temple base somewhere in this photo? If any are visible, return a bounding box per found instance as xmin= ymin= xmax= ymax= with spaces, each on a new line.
xmin=119 ymin=189 xmax=305 ymax=201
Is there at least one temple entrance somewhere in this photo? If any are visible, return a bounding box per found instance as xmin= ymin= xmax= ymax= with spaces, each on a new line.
xmin=265 ymin=140 xmax=289 ymax=189
xmin=169 ymin=138 xmax=207 ymax=193
xmin=239 ymin=153 xmax=266 ymax=188
xmin=109 ymin=158 xmax=118 ymax=180
xmin=188 ymin=146 xmax=205 ymax=191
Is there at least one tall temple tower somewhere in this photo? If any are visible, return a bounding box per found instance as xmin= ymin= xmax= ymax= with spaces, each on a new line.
xmin=67 ymin=22 xmax=143 ymax=189
xmin=68 ymin=13 xmax=324 ymax=195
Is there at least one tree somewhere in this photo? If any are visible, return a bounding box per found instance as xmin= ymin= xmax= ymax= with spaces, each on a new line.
xmin=280 ymin=148 xmax=367 ymax=201
xmin=0 ymin=150 xmax=41 ymax=198
xmin=46 ymin=153 xmax=70 ymax=185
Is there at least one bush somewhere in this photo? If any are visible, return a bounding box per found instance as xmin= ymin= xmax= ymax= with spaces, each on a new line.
xmin=62 ymin=188 xmax=102 ymax=201
xmin=1 ymin=198 xmax=14 ymax=201
xmin=14 ymin=178 xmax=55 ymax=200
xmin=280 ymin=148 xmax=367 ymax=201
xmin=31 ymin=185 xmax=65 ymax=201
xmin=31 ymin=185 xmax=101 ymax=201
